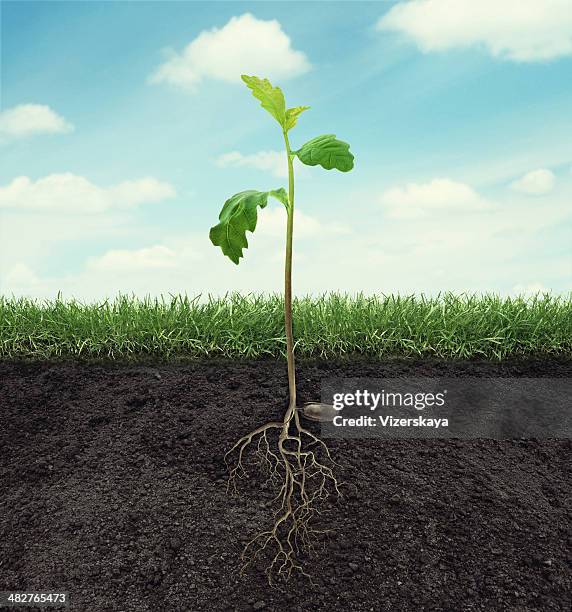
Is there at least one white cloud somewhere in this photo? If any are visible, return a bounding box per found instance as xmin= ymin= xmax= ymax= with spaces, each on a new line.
xmin=2 ymin=176 xmax=570 ymax=299
xmin=0 ymin=205 xmax=353 ymax=298
xmin=379 ymin=177 xmax=489 ymax=219
xmin=149 ymin=13 xmax=310 ymax=90
xmin=4 ymin=263 xmax=41 ymax=288
xmin=510 ymin=169 xmax=555 ymax=195
xmin=87 ymin=246 xmax=178 ymax=272
xmin=377 ymin=0 xmax=572 ymax=62
xmin=216 ymin=150 xmax=287 ymax=177
xmin=215 ymin=149 xmax=310 ymax=178
xmin=0 ymin=104 xmax=73 ymax=139
xmin=0 ymin=173 xmax=176 ymax=213
xmin=512 ymin=282 xmax=549 ymax=295
xmin=258 ymin=207 xmax=351 ymax=239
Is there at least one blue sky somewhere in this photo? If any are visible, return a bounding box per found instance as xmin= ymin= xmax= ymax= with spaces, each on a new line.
xmin=1 ymin=0 xmax=571 ymax=299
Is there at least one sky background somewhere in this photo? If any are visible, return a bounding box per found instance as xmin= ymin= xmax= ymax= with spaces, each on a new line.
xmin=1 ymin=0 xmax=571 ymax=300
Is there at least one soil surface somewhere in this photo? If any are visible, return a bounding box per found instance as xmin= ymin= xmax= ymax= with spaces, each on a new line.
xmin=0 ymin=358 xmax=571 ymax=612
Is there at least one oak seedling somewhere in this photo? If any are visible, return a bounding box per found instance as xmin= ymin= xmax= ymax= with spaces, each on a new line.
xmin=210 ymin=75 xmax=354 ymax=583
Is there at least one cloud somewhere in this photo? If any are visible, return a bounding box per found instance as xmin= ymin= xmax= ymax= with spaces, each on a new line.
xmin=4 ymin=263 xmax=41 ymax=288
xmin=215 ymin=150 xmax=310 ymax=178
xmin=377 ymin=0 xmax=572 ymax=62
xmin=87 ymin=246 xmax=178 ymax=272
xmin=0 ymin=173 xmax=176 ymax=213
xmin=2 ymin=175 xmax=570 ymax=299
xmin=149 ymin=13 xmax=310 ymax=90
xmin=510 ymin=169 xmax=555 ymax=195
xmin=85 ymin=205 xmax=351 ymax=276
xmin=511 ymin=282 xmax=549 ymax=295
xmin=216 ymin=150 xmax=287 ymax=177
xmin=0 ymin=104 xmax=73 ymax=140
xmin=379 ymin=178 xmax=489 ymax=219
xmin=0 ymin=205 xmax=353 ymax=298
xmin=257 ymin=207 xmax=351 ymax=239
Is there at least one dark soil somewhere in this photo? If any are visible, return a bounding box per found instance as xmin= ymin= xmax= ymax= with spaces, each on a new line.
xmin=1 ymin=358 xmax=571 ymax=612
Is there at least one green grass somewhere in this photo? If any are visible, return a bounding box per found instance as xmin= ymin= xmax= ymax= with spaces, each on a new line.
xmin=0 ymin=292 xmax=571 ymax=361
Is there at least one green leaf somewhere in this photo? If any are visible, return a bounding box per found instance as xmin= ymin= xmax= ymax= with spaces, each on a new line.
xmin=284 ymin=106 xmax=310 ymax=132
xmin=241 ymin=75 xmax=286 ymax=127
xmin=209 ymin=188 xmax=288 ymax=264
xmin=268 ymin=188 xmax=289 ymax=207
xmin=294 ymin=134 xmax=355 ymax=172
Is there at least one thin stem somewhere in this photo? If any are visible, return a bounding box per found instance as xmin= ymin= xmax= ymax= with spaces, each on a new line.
xmin=283 ymin=130 xmax=296 ymax=414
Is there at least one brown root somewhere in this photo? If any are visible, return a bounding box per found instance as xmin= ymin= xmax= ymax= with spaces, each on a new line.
xmin=224 ymin=403 xmax=342 ymax=585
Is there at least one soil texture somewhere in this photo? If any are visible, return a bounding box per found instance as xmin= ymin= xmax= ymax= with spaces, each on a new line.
xmin=0 ymin=358 xmax=571 ymax=611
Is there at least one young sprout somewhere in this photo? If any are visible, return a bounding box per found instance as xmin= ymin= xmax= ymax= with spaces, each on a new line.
xmin=210 ymin=74 xmax=354 ymax=416
xmin=209 ymin=75 xmax=354 ymax=583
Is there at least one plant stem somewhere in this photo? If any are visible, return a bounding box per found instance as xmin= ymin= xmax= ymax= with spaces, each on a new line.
xmin=283 ymin=130 xmax=296 ymax=413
